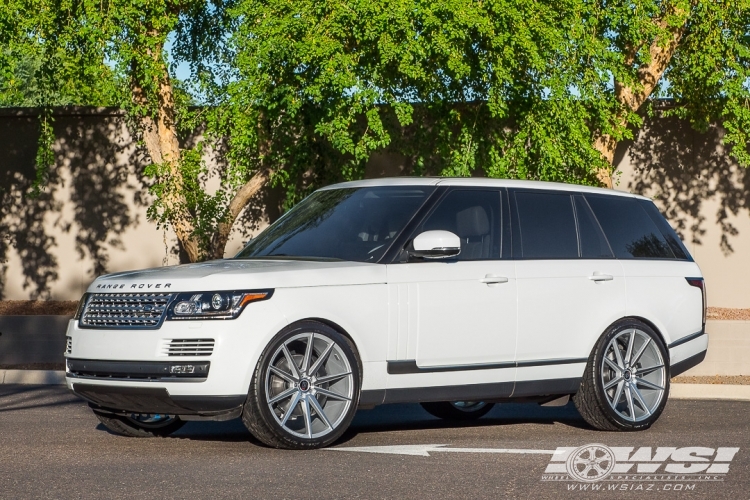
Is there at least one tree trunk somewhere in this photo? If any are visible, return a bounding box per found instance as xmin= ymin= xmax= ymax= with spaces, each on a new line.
xmin=131 ymin=43 xmax=201 ymax=263
xmin=594 ymin=1 xmax=691 ymax=188
xmin=209 ymin=169 xmax=272 ymax=260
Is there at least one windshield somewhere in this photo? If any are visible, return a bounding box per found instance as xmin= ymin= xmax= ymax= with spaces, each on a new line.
xmin=235 ymin=186 xmax=434 ymax=262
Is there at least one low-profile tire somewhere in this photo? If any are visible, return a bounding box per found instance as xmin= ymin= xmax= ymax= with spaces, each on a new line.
xmin=420 ymin=401 xmax=494 ymax=421
xmin=573 ymin=319 xmax=670 ymax=431
xmin=242 ymin=320 xmax=361 ymax=450
xmin=92 ymin=408 xmax=185 ymax=437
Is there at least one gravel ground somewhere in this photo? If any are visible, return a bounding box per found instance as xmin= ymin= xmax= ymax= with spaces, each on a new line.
xmin=707 ymin=307 xmax=750 ymax=320
xmin=0 ymin=300 xmax=77 ymax=316
xmin=672 ymin=375 xmax=750 ymax=385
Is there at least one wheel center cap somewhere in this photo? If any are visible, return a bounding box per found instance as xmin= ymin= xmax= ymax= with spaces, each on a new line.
xmin=624 ymin=370 xmax=632 ymax=380
xmin=299 ymin=379 xmax=311 ymax=392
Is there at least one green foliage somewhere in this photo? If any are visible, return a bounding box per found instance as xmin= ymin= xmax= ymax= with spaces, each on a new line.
xmin=3 ymin=0 xmax=750 ymax=260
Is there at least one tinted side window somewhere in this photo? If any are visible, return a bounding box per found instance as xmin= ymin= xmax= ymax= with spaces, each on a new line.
xmin=574 ymin=196 xmax=613 ymax=258
xmin=418 ymin=189 xmax=501 ymax=260
xmin=637 ymin=199 xmax=690 ymax=260
xmin=585 ymin=195 xmax=675 ymax=259
xmin=515 ymin=192 xmax=578 ymax=259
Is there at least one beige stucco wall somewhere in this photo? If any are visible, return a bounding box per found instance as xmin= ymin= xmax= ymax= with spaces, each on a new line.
xmin=1 ymin=108 xmax=748 ymax=306
xmin=614 ymin=117 xmax=750 ymax=308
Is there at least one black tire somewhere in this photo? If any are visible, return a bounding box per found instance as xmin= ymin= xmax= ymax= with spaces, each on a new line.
xmin=242 ymin=320 xmax=361 ymax=450
xmin=92 ymin=408 xmax=185 ymax=437
xmin=420 ymin=401 xmax=495 ymax=421
xmin=573 ymin=319 xmax=670 ymax=431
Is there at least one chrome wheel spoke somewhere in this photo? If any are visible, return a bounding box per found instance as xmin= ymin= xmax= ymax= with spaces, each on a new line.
xmin=301 ymin=333 xmax=314 ymax=373
xmin=281 ymin=344 xmax=301 ymax=379
xmin=635 ymin=377 xmax=664 ymax=391
xmin=625 ymin=329 xmax=636 ymax=365
xmin=268 ymin=386 xmax=297 ymax=405
xmin=315 ymin=371 xmax=352 ymax=385
xmin=637 ymin=364 xmax=664 ymax=376
xmin=308 ymin=341 xmax=335 ymax=377
xmin=612 ymin=340 xmax=625 ymax=369
xmin=611 ymin=380 xmax=625 ymax=408
xmin=308 ymin=394 xmax=333 ymax=430
xmin=280 ymin=391 xmax=302 ymax=427
xmin=630 ymin=385 xmax=652 ymax=417
xmin=315 ymin=387 xmax=351 ymax=402
xmin=631 ymin=337 xmax=651 ymax=367
xmin=624 ymin=385 xmax=636 ymax=421
xmin=603 ymin=376 xmax=622 ymax=391
xmin=269 ymin=365 xmax=297 ymax=384
xmin=603 ymin=357 xmax=621 ymax=374
xmin=300 ymin=397 xmax=313 ymax=439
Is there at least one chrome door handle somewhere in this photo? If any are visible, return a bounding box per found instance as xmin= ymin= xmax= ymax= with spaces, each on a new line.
xmin=480 ymin=275 xmax=509 ymax=284
xmin=589 ymin=273 xmax=614 ymax=282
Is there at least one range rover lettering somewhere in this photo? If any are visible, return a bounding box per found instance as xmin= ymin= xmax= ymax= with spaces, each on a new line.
xmin=65 ymin=178 xmax=708 ymax=449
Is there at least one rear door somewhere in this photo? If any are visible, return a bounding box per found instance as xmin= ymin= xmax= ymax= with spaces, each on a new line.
xmin=512 ymin=190 xmax=626 ymax=395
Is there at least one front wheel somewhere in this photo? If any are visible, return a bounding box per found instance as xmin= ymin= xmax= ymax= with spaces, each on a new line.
xmin=92 ymin=408 xmax=184 ymax=437
xmin=243 ymin=321 xmax=361 ymax=449
xmin=573 ymin=319 xmax=669 ymax=431
xmin=420 ymin=401 xmax=494 ymax=420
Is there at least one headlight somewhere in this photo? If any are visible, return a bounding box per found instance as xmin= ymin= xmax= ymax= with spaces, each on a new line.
xmin=166 ymin=290 xmax=273 ymax=320
xmin=73 ymin=293 xmax=90 ymax=320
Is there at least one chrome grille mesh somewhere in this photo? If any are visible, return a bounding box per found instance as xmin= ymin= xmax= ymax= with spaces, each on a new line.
xmin=80 ymin=293 xmax=173 ymax=329
xmin=162 ymin=339 xmax=215 ymax=357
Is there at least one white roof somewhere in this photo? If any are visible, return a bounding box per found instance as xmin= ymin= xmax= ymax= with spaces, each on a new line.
xmin=322 ymin=177 xmax=649 ymax=200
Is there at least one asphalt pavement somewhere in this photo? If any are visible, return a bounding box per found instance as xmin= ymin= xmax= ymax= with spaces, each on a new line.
xmin=1 ymin=385 xmax=748 ymax=499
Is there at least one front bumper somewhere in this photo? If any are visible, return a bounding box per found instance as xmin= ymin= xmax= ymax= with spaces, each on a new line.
xmin=72 ymin=382 xmax=245 ymax=419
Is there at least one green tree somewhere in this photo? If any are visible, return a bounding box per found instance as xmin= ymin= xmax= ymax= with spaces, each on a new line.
xmin=4 ymin=0 xmax=750 ymax=264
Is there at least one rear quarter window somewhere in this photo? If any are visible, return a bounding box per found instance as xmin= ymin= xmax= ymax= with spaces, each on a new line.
xmin=585 ymin=194 xmax=675 ymax=259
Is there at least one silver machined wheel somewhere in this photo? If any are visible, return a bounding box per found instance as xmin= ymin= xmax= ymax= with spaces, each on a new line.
xmin=264 ymin=332 xmax=354 ymax=439
xmin=600 ymin=328 xmax=666 ymax=422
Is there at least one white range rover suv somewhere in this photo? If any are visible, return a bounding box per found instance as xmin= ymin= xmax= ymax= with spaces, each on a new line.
xmin=66 ymin=178 xmax=708 ymax=449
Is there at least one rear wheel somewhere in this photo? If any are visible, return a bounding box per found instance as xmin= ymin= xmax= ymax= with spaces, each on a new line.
xmin=243 ymin=321 xmax=361 ymax=449
xmin=573 ymin=319 xmax=669 ymax=431
xmin=92 ymin=408 xmax=184 ymax=437
xmin=420 ymin=401 xmax=494 ymax=420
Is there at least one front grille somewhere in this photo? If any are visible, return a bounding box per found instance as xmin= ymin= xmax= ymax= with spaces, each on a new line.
xmin=80 ymin=293 xmax=173 ymax=329
xmin=162 ymin=339 xmax=215 ymax=357
xmin=65 ymin=336 xmax=73 ymax=355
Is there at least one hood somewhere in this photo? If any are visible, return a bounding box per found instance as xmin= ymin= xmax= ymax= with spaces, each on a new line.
xmin=88 ymin=259 xmax=386 ymax=293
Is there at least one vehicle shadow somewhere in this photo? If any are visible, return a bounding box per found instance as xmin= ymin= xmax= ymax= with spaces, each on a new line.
xmin=158 ymin=401 xmax=591 ymax=445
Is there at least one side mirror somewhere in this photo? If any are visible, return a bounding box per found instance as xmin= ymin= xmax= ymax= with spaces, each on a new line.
xmin=410 ymin=230 xmax=461 ymax=259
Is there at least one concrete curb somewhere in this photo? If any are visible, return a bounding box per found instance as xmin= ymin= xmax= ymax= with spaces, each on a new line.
xmin=2 ymin=372 xmax=750 ymax=402
xmin=670 ymin=383 xmax=750 ymax=401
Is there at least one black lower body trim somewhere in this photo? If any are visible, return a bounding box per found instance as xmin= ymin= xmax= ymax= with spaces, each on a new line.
xmin=67 ymin=358 xmax=209 ymax=381
xmin=72 ymin=383 xmax=245 ymax=415
xmin=512 ymin=378 xmax=581 ymax=397
xmin=668 ymin=331 xmax=705 ymax=349
xmin=387 ymin=357 xmax=586 ymax=375
xmin=359 ymin=389 xmax=386 ymax=407
xmin=384 ymin=382 xmax=514 ymax=404
xmin=670 ymin=350 xmax=707 ymax=378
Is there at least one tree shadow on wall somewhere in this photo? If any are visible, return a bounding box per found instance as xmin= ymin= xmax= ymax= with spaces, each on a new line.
xmin=0 ymin=108 xmax=146 ymax=299
xmin=622 ymin=114 xmax=750 ymax=254
xmin=0 ymin=111 xmax=60 ymax=299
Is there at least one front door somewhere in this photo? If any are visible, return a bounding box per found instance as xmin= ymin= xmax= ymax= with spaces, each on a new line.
xmin=385 ymin=188 xmax=517 ymax=383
